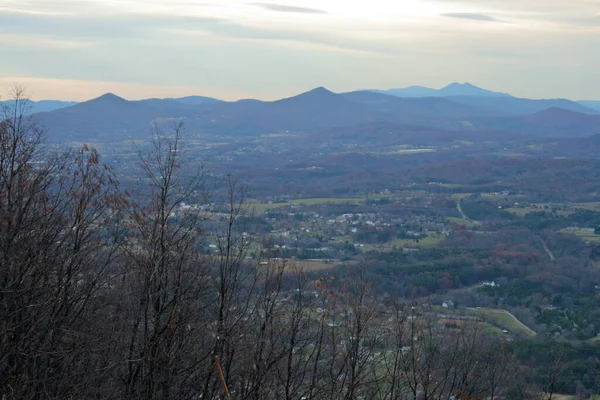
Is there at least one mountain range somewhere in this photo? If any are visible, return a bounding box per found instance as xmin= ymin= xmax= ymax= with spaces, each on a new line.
xmin=372 ymin=82 xmax=513 ymax=98
xmin=13 ymin=82 xmax=600 ymax=142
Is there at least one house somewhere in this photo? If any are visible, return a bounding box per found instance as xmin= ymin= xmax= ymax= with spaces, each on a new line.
xmin=442 ymin=300 xmax=454 ymax=308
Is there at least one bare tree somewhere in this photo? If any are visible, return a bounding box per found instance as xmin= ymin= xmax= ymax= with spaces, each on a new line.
xmin=0 ymin=85 xmax=123 ymax=398
xmin=201 ymin=174 xmax=259 ymax=399
xmin=115 ymin=121 xmax=210 ymax=399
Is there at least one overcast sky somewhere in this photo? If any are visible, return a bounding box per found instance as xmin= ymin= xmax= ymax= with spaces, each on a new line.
xmin=1 ymin=0 xmax=599 ymax=101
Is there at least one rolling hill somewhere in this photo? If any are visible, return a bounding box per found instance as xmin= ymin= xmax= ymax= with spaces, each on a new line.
xmin=446 ymin=96 xmax=597 ymax=115
xmin=340 ymin=91 xmax=491 ymax=118
xmin=467 ymin=107 xmax=600 ymax=137
xmin=36 ymin=93 xmax=200 ymax=141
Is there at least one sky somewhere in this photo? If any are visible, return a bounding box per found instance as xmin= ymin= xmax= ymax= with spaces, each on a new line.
xmin=1 ymin=0 xmax=599 ymax=101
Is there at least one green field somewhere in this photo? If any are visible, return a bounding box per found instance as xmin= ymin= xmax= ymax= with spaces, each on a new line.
xmin=572 ymin=201 xmax=600 ymax=210
xmin=249 ymin=197 xmax=364 ymax=213
xmin=506 ymin=207 xmax=535 ymax=216
xmin=506 ymin=205 xmax=573 ymax=216
xmin=466 ymin=308 xmax=536 ymax=338
xmin=450 ymin=193 xmax=473 ymax=200
xmin=446 ymin=217 xmax=477 ymax=227
xmin=386 ymin=233 xmax=446 ymax=248
xmin=559 ymin=228 xmax=600 ymax=242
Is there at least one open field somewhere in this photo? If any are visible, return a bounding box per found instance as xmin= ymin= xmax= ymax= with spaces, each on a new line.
xmin=481 ymin=193 xmax=527 ymax=200
xmin=249 ymin=197 xmax=364 ymax=213
xmin=450 ymin=193 xmax=473 ymax=200
xmin=506 ymin=206 xmax=574 ymax=216
xmin=572 ymin=201 xmax=600 ymax=210
xmin=466 ymin=308 xmax=536 ymax=338
xmin=446 ymin=217 xmax=478 ymax=227
xmin=386 ymin=233 xmax=446 ymax=249
xmin=559 ymin=228 xmax=600 ymax=242
xmin=259 ymin=258 xmax=348 ymax=272
xmin=292 ymin=259 xmax=340 ymax=272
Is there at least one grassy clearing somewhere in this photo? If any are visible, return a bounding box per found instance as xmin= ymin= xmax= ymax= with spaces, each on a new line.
xmin=551 ymin=395 xmax=575 ymax=400
xmin=437 ymin=316 xmax=508 ymax=337
xmin=481 ymin=193 xmax=508 ymax=200
xmin=249 ymin=197 xmax=364 ymax=213
xmin=559 ymin=229 xmax=600 ymax=242
xmin=466 ymin=308 xmax=536 ymax=338
xmin=386 ymin=233 xmax=446 ymax=249
xmin=289 ymin=197 xmax=363 ymax=206
xmin=506 ymin=208 xmax=535 ymax=216
xmin=446 ymin=217 xmax=477 ymax=227
xmin=506 ymin=206 xmax=573 ymax=216
xmin=262 ymin=259 xmax=350 ymax=272
xmin=292 ymin=259 xmax=338 ymax=272
xmin=248 ymin=202 xmax=289 ymax=213
xmin=450 ymin=193 xmax=473 ymax=200
xmin=573 ymin=202 xmax=600 ymax=210
xmin=527 ymin=144 xmax=545 ymax=150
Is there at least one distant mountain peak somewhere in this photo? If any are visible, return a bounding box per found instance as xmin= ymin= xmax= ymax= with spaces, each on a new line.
xmin=171 ymin=95 xmax=222 ymax=105
xmin=304 ymin=86 xmax=335 ymax=95
xmin=443 ymin=82 xmax=478 ymax=89
xmin=276 ymin=86 xmax=338 ymax=103
xmin=438 ymin=82 xmax=511 ymax=98
xmin=91 ymin=93 xmax=127 ymax=103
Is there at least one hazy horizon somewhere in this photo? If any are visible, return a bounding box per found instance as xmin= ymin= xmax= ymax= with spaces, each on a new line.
xmin=3 ymin=80 xmax=600 ymax=103
xmin=2 ymin=0 xmax=600 ymax=101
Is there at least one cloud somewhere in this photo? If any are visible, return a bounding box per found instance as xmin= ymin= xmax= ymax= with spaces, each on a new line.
xmin=0 ymin=11 xmax=226 ymax=40
xmin=2 ymin=0 xmax=600 ymax=101
xmin=441 ymin=12 xmax=505 ymax=22
xmin=0 ymin=8 xmax=393 ymax=55
xmin=251 ymin=3 xmax=328 ymax=14
xmin=164 ymin=24 xmax=388 ymax=56
xmin=433 ymin=0 xmax=600 ymax=28
xmin=0 ymin=33 xmax=92 ymax=49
